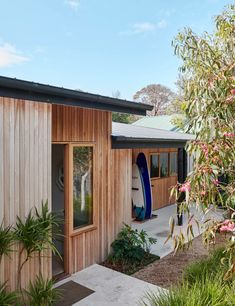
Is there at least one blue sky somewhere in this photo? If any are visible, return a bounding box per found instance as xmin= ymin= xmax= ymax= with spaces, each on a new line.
xmin=0 ymin=0 xmax=232 ymax=100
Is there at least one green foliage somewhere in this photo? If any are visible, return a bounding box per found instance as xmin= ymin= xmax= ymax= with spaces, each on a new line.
xmin=15 ymin=201 xmax=59 ymax=259
xmin=15 ymin=201 xmax=60 ymax=289
xmin=112 ymin=112 xmax=135 ymax=123
xmin=141 ymin=278 xmax=235 ymax=306
xmin=183 ymin=247 xmax=228 ymax=285
xmin=169 ymin=4 xmax=235 ymax=277
xmin=0 ymin=282 xmax=18 ymax=306
xmin=0 ymin=223 xmax=14 ymax=264
xmin=140 ymin=247 xmax=235 ymax=306
xmin=110 ymin=224 xmax=156 ymax=263
xmin=25 ymin=274 xmax=60 ymax=306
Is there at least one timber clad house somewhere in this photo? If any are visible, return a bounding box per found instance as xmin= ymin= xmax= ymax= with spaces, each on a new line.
xmin=0 ymin=76 xmax=193 ymax=290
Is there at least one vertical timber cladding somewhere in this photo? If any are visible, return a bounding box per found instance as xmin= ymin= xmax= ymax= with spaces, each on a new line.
xmin=110 ymin=149 xmax=132 ymax=249
xmin=132 ymin=148 xmax=177 ymax=210
xmin=0 ymin=97 xmax=52 ymax=291
xmin=52 ymin=105 xmax=132 ymax=273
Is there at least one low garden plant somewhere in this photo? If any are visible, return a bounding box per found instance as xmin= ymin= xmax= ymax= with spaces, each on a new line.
xmin=25 ymin=274 xmax=60 ymax=306
xmin=0 ymin=282 xmax=18 ymax=306
xmin=141 ymin=248 xmax=235 ymax=306
xmin=104 ymin=224 xmax=159 ymax=274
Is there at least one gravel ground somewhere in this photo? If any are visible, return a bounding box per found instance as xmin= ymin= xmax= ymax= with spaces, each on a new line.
xmin=132 ymin=234 xmax=228 ymax=289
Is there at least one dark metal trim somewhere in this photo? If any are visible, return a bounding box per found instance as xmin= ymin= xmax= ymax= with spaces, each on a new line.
xmin=112 ymin=136 xmax=187 ymax=149
xmin=0 ymin=76 xmax=153 ymax=115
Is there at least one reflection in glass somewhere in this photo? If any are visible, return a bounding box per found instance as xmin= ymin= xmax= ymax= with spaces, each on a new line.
xmin=160 ymin=153 xmax=169 ymax=177
xmin=170 ymin=152 xmax=177 ymax=176
xmin=150 ymin=155 xmax=159 ymax=178
xmin=73 ymin=147 xmax=93 ymax=229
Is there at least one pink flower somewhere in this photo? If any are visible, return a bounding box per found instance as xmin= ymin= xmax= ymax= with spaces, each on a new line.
xmin=179 ymin=182 xmax=190 ymax=192
xmin=231 ymin=89 xmax=235 ymax=95
xmin=220 ymin=220 xmax=235 ymax=233
xmin=212 ymin=179 xmax=219 ymax=186
xmin=201 ymin=191 xmax=206 ymax=196
xmin=223 ymin=132 xmax=235 ymax=138
xmin=222 ymin=219 xmax=231 ymax=225
xmin=226 ymin=96 xmax=234 ymax=103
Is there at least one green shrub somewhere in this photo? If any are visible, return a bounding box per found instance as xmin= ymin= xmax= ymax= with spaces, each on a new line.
xmin=25 ymin=274 xmax=60 ymax=306
xmin=0 ymin=282 xmax=18 ymax=306
xmin=141 ymin=277 xmax=235 ymax=306
xmin=110 ymin=224 xmax=157 ymax=263
xmin=183 ymin=247 xmax=228 ymax=285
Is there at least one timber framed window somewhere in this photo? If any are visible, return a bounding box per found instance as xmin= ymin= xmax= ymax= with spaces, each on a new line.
xmin=150 ymin=151 xmax=178 ymax=179
xmin=150 ymin=154 xmax=160 ymax=178
xmin=72 ymin=146 xmax=93 ymax=230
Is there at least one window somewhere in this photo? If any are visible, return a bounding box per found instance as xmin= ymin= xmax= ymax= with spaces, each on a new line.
xmin=73 ymin=146 xmax=93 ymax=229
xmin=150 ymin=154 xmax=159 ymax=178
xmin=160 ymin=153 xmax=169 ymax=177
xmin=170 ymin=152 xmax=178 ymax=176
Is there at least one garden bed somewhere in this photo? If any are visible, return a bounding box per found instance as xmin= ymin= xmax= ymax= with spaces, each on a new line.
xmin=133 ymin=233 xmax=228 ymax=289
xmin=102 ymin=252 xmax=160 ymax=275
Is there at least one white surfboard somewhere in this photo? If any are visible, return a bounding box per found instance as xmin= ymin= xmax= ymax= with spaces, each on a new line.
xmin=132 ymin=164 xmax=145 ymax=220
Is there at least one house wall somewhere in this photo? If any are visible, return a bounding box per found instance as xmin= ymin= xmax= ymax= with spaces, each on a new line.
xmin=52 ymin=105 xmax=132 ymax=273
xmin=132 ymin=148 xmax=177 ymax=210
xmin=0 ymin=97 xmax=51 ymax=290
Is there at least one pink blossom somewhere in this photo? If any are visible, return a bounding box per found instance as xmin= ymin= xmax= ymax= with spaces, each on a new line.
xmin=231 ymin=89 xmax=235 ymax=95
xmin=179 ymin=182 xmax=190 ymax=192
xmin=222 ymin=219 xmax=231 ymax=225
xmin=201 ymin=191 xmax=206 ymax=196
xmin=223 ymin=132 xmax=235 ymax=138
xmin=220 ymin=220 xmax=235 ymax=233
xmin=212 ymin=179 xmax=219 ymax=186
xmin=226 ymin=96 xmax=234 ymax=103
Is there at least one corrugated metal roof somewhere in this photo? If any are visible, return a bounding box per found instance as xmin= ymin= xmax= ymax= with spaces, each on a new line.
xmin=112 ymin=122 xmax=194 ymax=141
xmin=132 ymin=115 xmax=183 ymax=131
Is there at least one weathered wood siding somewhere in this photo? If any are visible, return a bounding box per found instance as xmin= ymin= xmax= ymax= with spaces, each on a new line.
xmin=52 ymin=105 xmax=132 ymax=273
xmin=0 ymin=97 xmax=51 ymax=290
xmin=133 ymin=148 xmax=177 ymax=210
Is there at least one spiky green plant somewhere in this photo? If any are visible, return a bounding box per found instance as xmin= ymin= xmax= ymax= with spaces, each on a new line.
xmin=34 ymin=201 xmax=61 ymax=274
xmin=0 ymin=223 xmax=14 ymax=264
xmin=25 ymin=274 xmax=60 ymax=306
xmin=15 ymin=201 xmax=60 ymax=290
xmin=183 ymin=247 xmax=228 ymax=285
xmin=0 ymin=282 xmax=18 ymax=306
xmin=140 ymin=277 xmax=235 ymax=306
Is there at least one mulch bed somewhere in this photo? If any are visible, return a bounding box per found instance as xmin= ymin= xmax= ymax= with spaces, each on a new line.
xmin=102 ymin=253 xmax=160 ymax=275
xmin=132 ymin=234 xmax=228 ymax=289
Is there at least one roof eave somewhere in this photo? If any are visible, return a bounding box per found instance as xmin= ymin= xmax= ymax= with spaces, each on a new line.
xmin=111 ymin=136 xmax=189 ymax=149
xmin=0 ymin=76 xmax=153 ymax=115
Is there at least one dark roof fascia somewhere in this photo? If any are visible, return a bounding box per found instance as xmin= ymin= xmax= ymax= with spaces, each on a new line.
xmin=111 ymin=136 xmax=187 ymax=149
xmin=0 ymin=76 xmax=153 ymax=115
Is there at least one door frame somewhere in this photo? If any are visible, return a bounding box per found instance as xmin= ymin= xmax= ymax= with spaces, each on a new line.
xmin=52 ymin=142 xmax=96 ymax=275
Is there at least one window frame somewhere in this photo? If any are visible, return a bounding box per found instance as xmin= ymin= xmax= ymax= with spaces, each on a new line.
xmin=159 ymin=152 xmax=169 ymax=178
xmin=149 ymin=153 xmax=160 ymax=179
xmin=68 ymin=143 xmax=96 ymax=236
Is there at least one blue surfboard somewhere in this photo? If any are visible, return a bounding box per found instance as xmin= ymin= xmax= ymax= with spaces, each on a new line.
xmin=136 ymin=153 xmax=152 ymax=219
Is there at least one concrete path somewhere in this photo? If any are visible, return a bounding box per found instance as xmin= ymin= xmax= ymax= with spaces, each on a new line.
xmin=55 ymin=264 xmax=165 ymax=305
xmin=132 ymin=204 xmax=224 ymax=258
